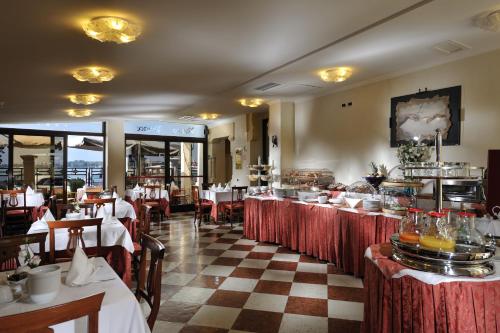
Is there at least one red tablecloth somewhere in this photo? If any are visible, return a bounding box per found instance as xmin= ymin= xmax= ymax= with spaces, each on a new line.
xmin=362 ymin=243 xmax=500 ymax=333
xmin=210 ymin=201 xmax=229 ymax=222
xmin=243 ymin=198 xmax=400 ymax=277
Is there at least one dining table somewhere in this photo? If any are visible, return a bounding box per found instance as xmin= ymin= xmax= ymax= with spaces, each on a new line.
xmin=0 ymin=257 xmax=150 ymax=333
xmin=27 ymin=217 xmax=135 ymax=286
xmin=244 ymin=196 xmax=401 ymax=277
xmin=5 ymin=191 xmax=46 ymax=221
xmin=125 ymin=187 xmax=170 ymax=218
xmin=362 ymin=243 xmax=500 ymax=333
xmin=201 ymin=189 xmax=233 ymax=221
xmin=95 ymin=198 xmax=137 ymax=220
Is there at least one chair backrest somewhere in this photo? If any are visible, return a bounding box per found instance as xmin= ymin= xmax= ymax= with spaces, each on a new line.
xmin=136 ymin=234 xmax=165 ymax=330
xmin=0 ymin=189 xmax=27 ymax=208
xmin=0 ymin=292 xmax=105 ymax=333
xmin=231 ymin=186 xmax=248 ymax=204
xmin=0 ymin=232 xmax=48 ymax=271
xmin=138 ymin=204 xmax=152 ymax=238
xmin=56 ymin=203 xmax=94 ymax=220
xmin=143 ymin=185 xmax=162 ymax=201
xmin=47 ymin=218 xmax=103 ymax=263
xmin=84 ymin=198 xmax=116 ymax=217
xmin=191 ymin=185 xmax=201 ymax=205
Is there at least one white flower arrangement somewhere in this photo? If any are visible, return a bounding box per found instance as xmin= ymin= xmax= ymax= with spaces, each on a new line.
xmin=397 ymin=141 xmax=432 ymax=165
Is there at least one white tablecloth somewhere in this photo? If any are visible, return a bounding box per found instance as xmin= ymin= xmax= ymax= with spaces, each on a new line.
xmin=95 ymin=199 xmax=136 ymax=220
xmin=125 ymin=188 xmax=169 ymax=201
xmin=27 ymin=217 xmax=135 ymax=254
xmin=0 ymin=257 xmax=150 ymax=333
xmin=201 ymin=190 xmax=232 ymax=204
xmin=5 ymin=193 xmax=45 ymax=208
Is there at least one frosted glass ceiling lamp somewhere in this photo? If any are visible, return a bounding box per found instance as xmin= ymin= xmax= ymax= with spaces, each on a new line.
xmin=68 ymin=94 xmax=101 ymax=105
xmin=83 ymin=16 xmax=142 ymax=44
xmin=72 ymin=67 xmax=114 ymax=83
xmin=474 ymin=10 xmax=500 ymax=32
xmin=318 ymin=67 xmax=353 ymax=83
xmin=239 ymin=98 xmax=264 ymax=108
xmin=199 ymin=113 xmax=219 ymax=120
xmin=66 ymin=109 xmax=93 ymax=118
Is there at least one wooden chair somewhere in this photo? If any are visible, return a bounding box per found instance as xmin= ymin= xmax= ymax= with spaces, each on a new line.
xmin=0 ymin=232 xmax=47 ymax=271
xmin=0 ymin=292 xmax=105 ymax=333
xmin=1 ymin=189 xmax=31 ymax=235
xmin=85 ymin=186 xmax=103 ymax=200
xmin=132 ymin=204 xmax=152 ymax=283
xmin=84 ymin=198 xmax=116 ymax=217
xmin=135 ymin=233 xmax=165 ymax=331
xmin=142 ymin=185 xmax=163 ymax=223
xmin=223 ymin=186 xmax=248 ymax=227
xmin=56 ymin=203 xmax=94 ymax=220
xmin=47 ymin=218 xmax=102 ymax=263
xmin=192 ymin=185 xmax=212 ymax=227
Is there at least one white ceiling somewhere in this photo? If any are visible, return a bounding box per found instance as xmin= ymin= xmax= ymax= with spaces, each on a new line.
xmin=1 ymin=0 xmax=500 ymax=124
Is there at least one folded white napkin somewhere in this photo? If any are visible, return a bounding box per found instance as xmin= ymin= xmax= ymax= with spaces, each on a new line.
xmin=112 ymin=191 xmax=118 ymax=199
xmin=26 ymin=186 xmax=34 ymax=195
xmin=224 ymin=183 xmax=231 ymax=191
xmin=210 ymin=184 xmax=216 ymax=191
xmin=65 ymin=246 xmax=98 ymax=287
xmin=134 ymin=184 xmax=140 ymax=190
xmin=43 ymin=209 xmax=55 ymax=221
xmin=81 ymin=193 xmax=88 ymax=201
xmin=30 ymin=218 xmax=48 ymax=231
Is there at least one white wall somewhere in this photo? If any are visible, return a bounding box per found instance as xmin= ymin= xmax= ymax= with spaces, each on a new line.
xmin=294 ymin=49 xmax=500 ymax=184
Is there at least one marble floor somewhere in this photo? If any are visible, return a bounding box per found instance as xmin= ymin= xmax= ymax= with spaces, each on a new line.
xmin=149 ymin=212 xmax=364 ymax=333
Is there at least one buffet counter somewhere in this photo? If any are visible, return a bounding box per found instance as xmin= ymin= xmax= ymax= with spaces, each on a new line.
xmin=362 ymin=243 xmax=500 ymax=333
xmin=244 ymin=196 xmax=401 ymax=277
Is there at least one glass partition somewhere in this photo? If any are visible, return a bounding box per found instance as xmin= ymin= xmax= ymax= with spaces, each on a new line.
xmin=169 ymin=141 xmax=204 ymax=206
xmin=0 ymin=135 xmax=9 ymax=189
xmin=125 ymin=140 xmax=165 ymax=188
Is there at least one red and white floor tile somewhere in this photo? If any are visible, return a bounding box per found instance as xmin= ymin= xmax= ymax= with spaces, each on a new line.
xmin=149 ymin=213 xmax=364 ymax=333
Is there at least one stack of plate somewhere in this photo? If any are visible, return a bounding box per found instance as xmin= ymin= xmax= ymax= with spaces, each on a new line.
xmin=363 ymin=198 xmax=381 ymax=211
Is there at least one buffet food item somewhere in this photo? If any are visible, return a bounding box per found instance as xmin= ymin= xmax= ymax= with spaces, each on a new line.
xmin=456 ymin=212 xmax=486 ymax=252
xmin=380 ymin=180 xmax=422 ymax=216
xmin=419 ymin=211 xmax=456 ymax=252
xmin=398 ymin=208 xmax=424 ymax=244
xmin=329 ymin=183 xmax=347 ymax=191
xmin=282 ymin=168 xmax=334 ymax=189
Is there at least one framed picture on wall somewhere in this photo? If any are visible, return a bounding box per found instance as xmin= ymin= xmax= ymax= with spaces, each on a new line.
xmin=390 ymin=85 xmax=461 ymax=147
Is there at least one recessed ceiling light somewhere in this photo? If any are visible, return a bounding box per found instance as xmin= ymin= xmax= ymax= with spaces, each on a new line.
xmin=82 ymin=16 xmax=142 ymax=44
xmin=66 ymin=109 xmax=93 ymax=118
xmin=68 ymin=94 xmax=101 ymax=105
xmin=72 ymin=66 xmax=114 ymax=83
xmin=239 ymin=98 xmax=264 ymax=108
xmin=318 ymin=67 xmax=353 ymax=83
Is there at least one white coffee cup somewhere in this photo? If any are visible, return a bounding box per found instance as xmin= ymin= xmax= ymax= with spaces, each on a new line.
xmin=27 ymin=265 xmax=61 ymax=304
xmin=0 ymin=285 xmax=13 ymax=303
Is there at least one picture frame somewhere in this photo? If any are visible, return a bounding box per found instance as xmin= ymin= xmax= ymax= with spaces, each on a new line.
xmin=390 ymin=86 xmax=461 ymax=147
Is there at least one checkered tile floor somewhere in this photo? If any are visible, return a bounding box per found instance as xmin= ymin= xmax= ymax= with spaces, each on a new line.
xmin=149 ymin=213 xmax=364 ymax=333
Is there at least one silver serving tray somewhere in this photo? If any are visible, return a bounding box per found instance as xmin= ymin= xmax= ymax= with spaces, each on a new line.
xmin=390 ymin=234 xmax=496 ymax=262
xmin=392 ymin=251 xmax=495 ymax=277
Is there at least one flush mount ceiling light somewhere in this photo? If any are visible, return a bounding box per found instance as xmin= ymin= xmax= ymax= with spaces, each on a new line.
xmin=66 ymin=109 xmax=93 ymax=118
xmin=72 ymin=67 xmax=114 ymax=83
xmin=474 ymin=9 xmax=500 ymax=32
xmin=199 ymin=113 xmax=219 ymax=120
xmin=68 ymin=94 xmax=101 ymax=105
xmin=318 ymin=67 xmax=353 ymax=83
xmin=82 ymin=16 xmax=142 ymax=44
xmin=239 ymin=98 xmax=264 ymax=108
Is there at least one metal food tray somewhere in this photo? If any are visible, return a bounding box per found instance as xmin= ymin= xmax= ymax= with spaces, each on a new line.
xmin=392 ymin=252 xmax=495 ymax=277
xmin=390 ymin=234 xmax=496 ymax=277
xmin=390 ymin=234 xmax=495 ymax=262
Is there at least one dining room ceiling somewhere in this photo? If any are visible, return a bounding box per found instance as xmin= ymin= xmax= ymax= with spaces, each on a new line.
xmin=1 ymin=0 xmax=500 ymax=124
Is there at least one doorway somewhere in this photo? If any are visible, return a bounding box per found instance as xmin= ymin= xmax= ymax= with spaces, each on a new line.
xmin=210 ymin=137 xmax=232 ymax=185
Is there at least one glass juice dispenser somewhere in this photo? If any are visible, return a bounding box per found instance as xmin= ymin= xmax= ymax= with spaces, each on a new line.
xmin=419 ymin=211 xmax=456 ymax=252
xmin=399 ymin=208 xmax=425 ymax=244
